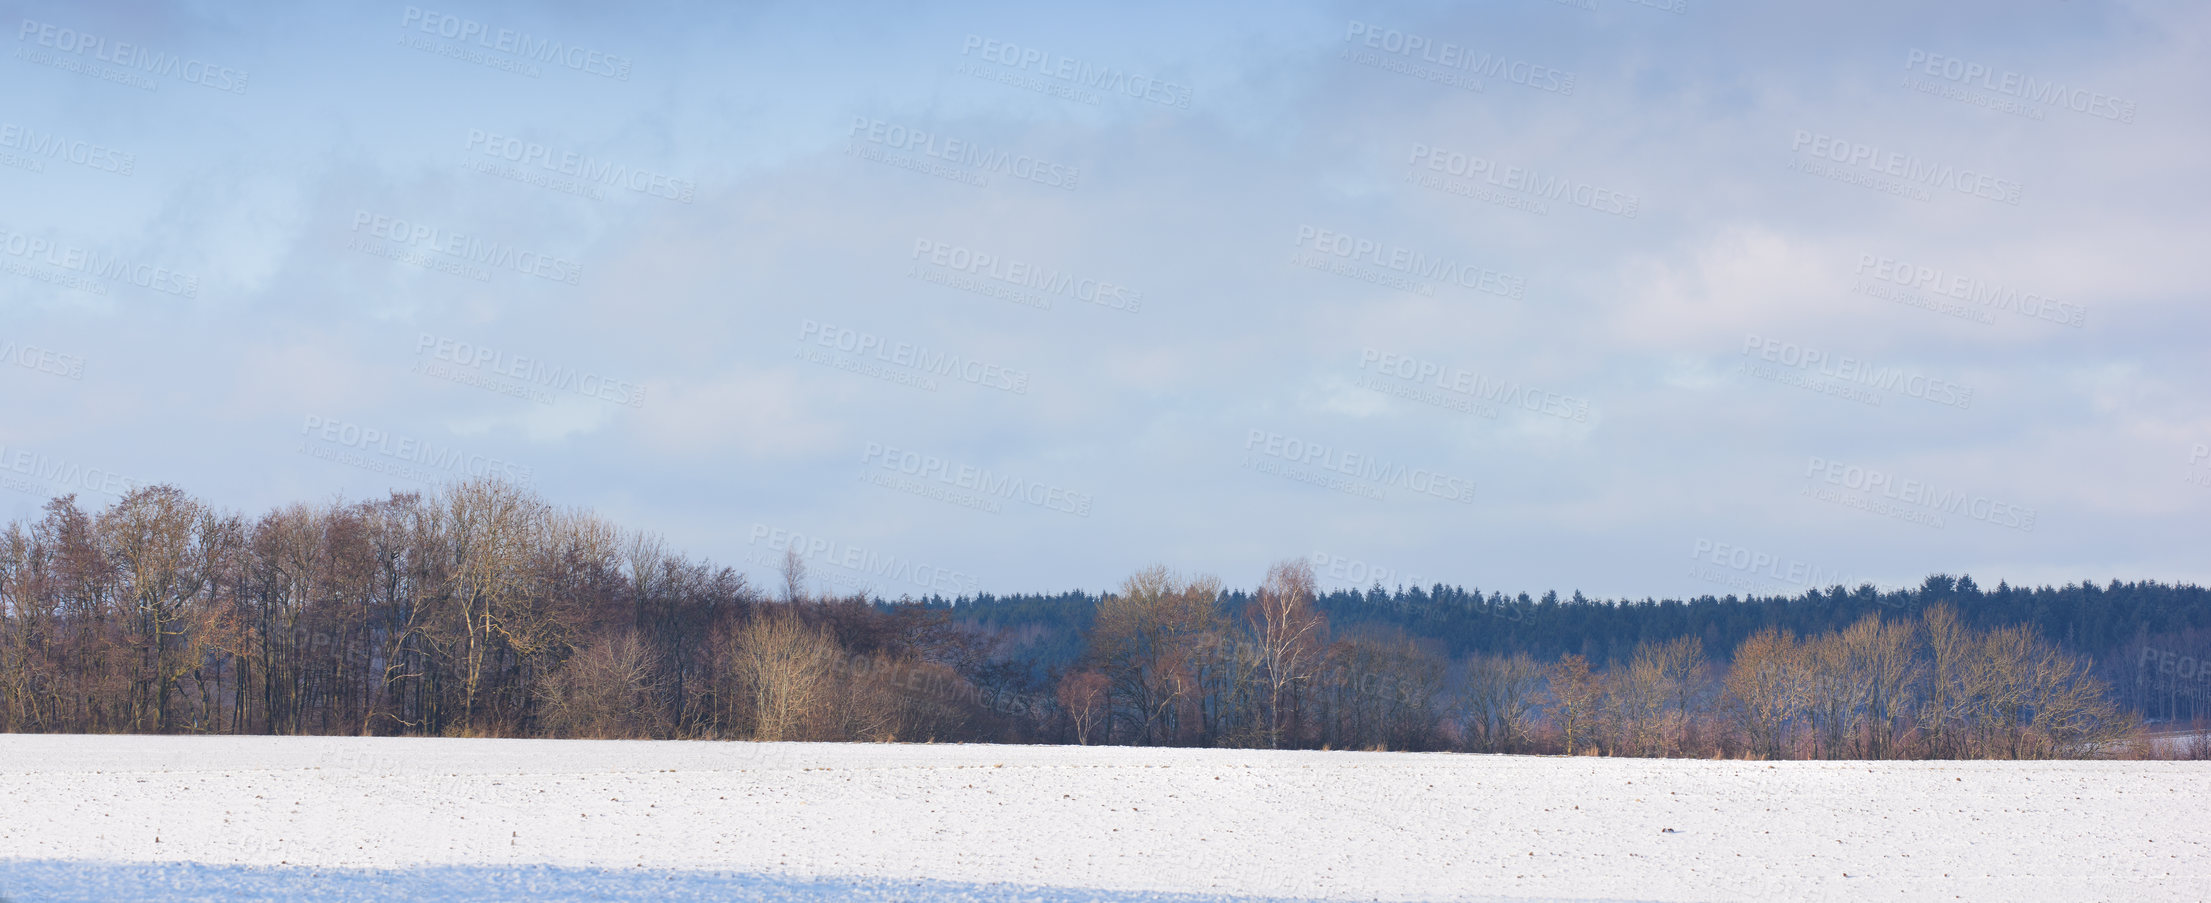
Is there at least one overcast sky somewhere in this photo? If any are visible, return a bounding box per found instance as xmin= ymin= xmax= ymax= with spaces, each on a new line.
xmin=3 ymin=0 xmax=2205 ymax=601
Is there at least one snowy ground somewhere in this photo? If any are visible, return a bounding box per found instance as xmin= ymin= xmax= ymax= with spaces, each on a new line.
xmin=0 ymin=736 xmax=2205 ymax=902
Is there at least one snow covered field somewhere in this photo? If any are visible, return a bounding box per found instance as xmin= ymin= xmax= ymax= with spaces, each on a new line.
xmin=1 ymin=735 xmax=2205 ymax=902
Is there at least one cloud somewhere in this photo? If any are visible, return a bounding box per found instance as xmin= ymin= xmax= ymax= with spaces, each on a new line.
xmin=1 ymin=0 xmax=2204 ymax=596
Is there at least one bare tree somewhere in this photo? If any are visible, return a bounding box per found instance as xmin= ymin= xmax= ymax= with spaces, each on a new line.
xmin=538 ymin=630 xmax=661 ymax=738
xmin=1606 ymin=638 xmax=1706 ymax=757
xmin=2021 ymin=648 xmax=2136 ymax=758
xmin=1843 ymin=614 xmax=1918 ymax=759
xmin=507 ymin=507 xmax=618 ymax=728
xmin=1919 ymin=605 xmax=1974 ymax=757
xmin=1089 ymin=566 xmax=1222 ymax=745
xmin=1462 ymin=652 xmax=1542 ymax=753
xmin=1649 ymin=636 xmax=1707 ymax=756
xmin=1725 ymin=627 xmax=1806 ymax=759
xmin=437 ymin=478 xmax=544 ymax=731
xmin=780 ymin=547 xmax=807 ymax=605
xmin=1802 ymin=629 xmax=1867 ymax=759
xmin=99 ymin=486 xmax=234 ymax=732
xmin=1974 ymin=624 xmax=2137 ymax=758
xmin=1248 ymin=559 xmax=1326 ymax=748
xmin=1546 ymin=653 xmax=1605 ymax=756
xmin=1609 ymin=645 xmax=1673 ymax=757
xmin=1058 ymin=669 xmax=1110 ymax=745
xmin=0 ymin=483 xmax=2166 ymax=761
xmin=0 ymin=518 xmax=60 ymax=732
xmin=730 ymin=611 xmax=840 ymax=741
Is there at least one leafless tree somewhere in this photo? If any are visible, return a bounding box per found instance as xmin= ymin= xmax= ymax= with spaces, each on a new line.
xmin=538 ymin=629 xmax=661 ymax=738
xmin=435 ymin=478 xmax=543 ymax=730
xmin=1546 ymin=653 xmax=1605 ymax=756
xmin=1089 ymin=566 xmax=1223 ymax=745
xmin=1725 ymin=627 xmax=1806 ymax=759
xmin=1608 ymin=646 xmax=1672 ymax=757
xmin=730 ymin=611 xmax=840 ymax=741
xmin=1649 ymin=636 xmax=1708 ymax=756
xmin=780 ymin=547 xmax=807 ymax=605
xmin=1058 ymin=669 xmax=1109 ymax=745
xmin=1919 ymin=605 xmax=1975 ymax=757
xmin=1841 ymin=614 xmax=1918 ymax=758
xmin=1803 ymin=629 xmax=1869 ymax=759
xmin=1248 ymin=559 xmax=1326 ymax=748
xmin=1462 ymin=652 xmax=1542 ymax=753
xmin=100 ymin=485 xmax=233 ymax=732
xmin=0 ymin=490 xmax=2163 ymax=762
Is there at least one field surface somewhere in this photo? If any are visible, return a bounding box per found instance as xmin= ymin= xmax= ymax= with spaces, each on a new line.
xmin=0 ymin=735 xmax=2205 ymax=901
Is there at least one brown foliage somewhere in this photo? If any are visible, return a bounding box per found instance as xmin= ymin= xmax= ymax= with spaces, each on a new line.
xmin=0 ymin=486 xmax=2146 ymax=760
xmin=730 ymin=610 xmax=841 ymax=742
xmin=537 ymin=630 xmax=661 ymax=738
xmin=1545 ymin=653 xmax=1605 ymax=756
xmin=1087 ymin=566 xmax=1222 ymax=746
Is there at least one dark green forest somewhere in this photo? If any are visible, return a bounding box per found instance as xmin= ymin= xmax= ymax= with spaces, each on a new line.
xmin=927 ymin=574 xmax=2211 ymax=722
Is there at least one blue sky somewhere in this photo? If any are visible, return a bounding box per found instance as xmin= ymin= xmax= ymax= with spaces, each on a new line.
xmin=2 ymin=0 xmax=2205 ymax=600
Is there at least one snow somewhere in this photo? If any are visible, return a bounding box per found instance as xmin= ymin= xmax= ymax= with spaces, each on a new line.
xmin=1 ymin=735 xmax=2206 ymax=901
xmin=0 ymin=861 xmax=1346 ymax=903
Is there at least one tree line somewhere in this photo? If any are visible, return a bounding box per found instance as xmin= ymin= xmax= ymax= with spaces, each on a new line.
xmin=0 ymin=480 xmax=2191 ymax=759
xmin=938 ymin=574 xmax=2211 ymax=728
xmin=0 ymin=481 xmax=998 ymax=741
